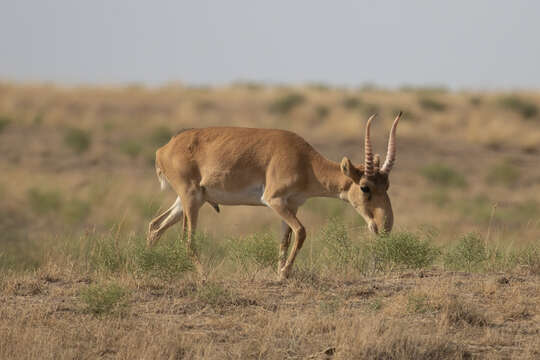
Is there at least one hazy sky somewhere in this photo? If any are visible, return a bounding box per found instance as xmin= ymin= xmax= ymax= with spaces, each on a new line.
xmin=1 ymin=1 xmax=539 ymax=89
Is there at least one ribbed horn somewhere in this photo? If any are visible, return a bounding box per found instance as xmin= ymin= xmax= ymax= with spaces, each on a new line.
xmin=380 ymin=112 xmax=402 ymax=175
xmin=364 ymin=114 xmax=376 ymax=177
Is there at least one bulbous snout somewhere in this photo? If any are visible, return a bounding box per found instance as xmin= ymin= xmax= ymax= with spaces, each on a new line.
xmin=370 ymin=208 xmax=393 ymax=235
xmin=364 ymin=194 xmax=394 ymax=235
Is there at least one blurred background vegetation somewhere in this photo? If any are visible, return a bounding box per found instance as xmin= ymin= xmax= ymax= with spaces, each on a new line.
xmin=0 ymin=82 xmax=539 ymax=271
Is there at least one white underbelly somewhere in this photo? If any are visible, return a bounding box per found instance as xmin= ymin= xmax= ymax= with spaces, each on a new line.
xmin=204 ymin=184 xmax=267 ymax=206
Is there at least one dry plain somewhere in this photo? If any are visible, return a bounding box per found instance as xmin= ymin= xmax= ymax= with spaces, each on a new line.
xmin=0 ymin=82 xmax=539 ymax=359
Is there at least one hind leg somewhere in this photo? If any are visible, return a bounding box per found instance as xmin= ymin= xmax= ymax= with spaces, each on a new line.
xmin=147 ymin=196 xmax=183 ymax=247
xmin=174 ymin=181 xmax=213 ymax=279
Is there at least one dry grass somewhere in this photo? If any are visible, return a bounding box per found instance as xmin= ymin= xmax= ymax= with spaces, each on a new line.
xmin=1 ymin=265 xmax=538 ymax=359
xmin=1 ymin=82 xmax=540 ymax=358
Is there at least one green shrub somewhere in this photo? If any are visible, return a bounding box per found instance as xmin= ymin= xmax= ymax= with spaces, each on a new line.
xmin=134 ymin=238 xmax=193 ymax=279
xmin=444 ymin=233 xmax=488 ymax=271
xmin=228 ymin=233 xmax=278 ymax=270
xmin=196 ymin=282 xmax=236 ymax=308
xmin=421 ymin=163 xmax=467 ymax=188
xmin=418 ymin=97 xmax=446 ymax=112
xmin=498 ymin=96 xmax=538 ymax=119
xmin=27 ymin=188 xmax=62 ymax=214
xmin=119 ymin=140 xmax=142 ymax=158
xmin=63 ymin=198 xmax=91 ymax=223
xmin=192 ymin=232 xmax=227 ymax=269
xmin=315 ymin=105 xmax=330 ymax=119
xmin=0 ymin=115 xmax=12 ymax=133
xmin=504 ymin=200 xmax=539 ymax=225
xmin=64 ymin=128 xmax=91 ymax=153
xmin=362 ymin=104 xmax=379 ymax=117
xmin=234 ymin=81 xmax=262 ymax=91
xmin=342 ymin=97 xmax=363 ymax=109
xmin=511 ymin=244 xmax=540 ymax=274
xmin=400 ymin=85 xmax=448 ymax=94
xmin=89 ymin=235 xmax=127 ymax=273
xmin=485 ymin=161 xmax=520 ymax=187
xmin=422 ymin=189 xmax=450 ymax=208
xmin=80 ymin=283 xmax=128 ymax=315
xmin=132 ymin=196 xmax=160 ymax=219
xmin=33 ymin=113 xmax=44 ymax=125
xmin=149 ymin=126 xmax=173 ymax=147
xmin=306 ymin=198 xmax=347 ymax=218
xmin=0 ymin=242 xmax=42 ymax=271
xmin=469 ymin=96 xmax=482 ymax=106
xmin=320 ymin=219 xmax=367 ymax=271
xmin=454 ymin=195 xmax=494 ymax=223
xmin=268 ymin=93 xmax=305 ymax=115
xmin=370 ymin=231 xmax=440 ymax=270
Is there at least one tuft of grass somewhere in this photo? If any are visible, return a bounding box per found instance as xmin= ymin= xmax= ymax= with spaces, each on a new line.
xmin=351 ymin=324 xmax=468 ymax=360
xmin=27 ymin=188 xmax=62 ymax=214
xmin=421 ymin=163 xmax=467 ymax=188
xmin=134 ymin=238 xmax=193 ymax=279
xmin=228 ymin=233 xmax=278 ymax=270
xmin=367 ymin=298 xmax=383 ymax=312
xmin=440 ymin=296 xmax=488 ymax=327
xmin=0 ymin=243 xmax=42 ymax=272
xmin=320 ymin=218 xmax=366 ymax=272
xmin=510 ymin=244 xmax=540 ymax=274
xmin=418 ymin=97 xmax=446 ymax=112
xmin=444 ymin=233 xmax=487 ymax=271
xmin=88 ymin=235 xmax=128 ymax=273
xmin=268 ymin=93 xmax=305 ymax=115
xmin=0 ymin=115 xmax=12 ymax=133
xmin=149 ymin=126 xmax=173 ymax=147
xmin=64 ymin=128 xmax=91 ymax=154
xmin=407 ymin=293 xmax=434 ymax=314
xmin=80 ymin=283 xmax=129 ymax=315
xmin=196 ymin=282 xmax=240 ymax=308
xmin=485 ymin=160 xmax=520 ymax=187
xmin=370 ymin=231 xmax=440 ymax=270
xmin=319 ymin=297 xmax=342 ymax=314
xmin=498 ymin=96 xmax=538 ymax=119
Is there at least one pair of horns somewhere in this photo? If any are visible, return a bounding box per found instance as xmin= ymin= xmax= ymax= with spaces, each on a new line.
xmin=364 ymin=112 xmax=401 ymax=177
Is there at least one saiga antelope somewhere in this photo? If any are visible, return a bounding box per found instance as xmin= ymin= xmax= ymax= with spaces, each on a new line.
xmin=147 ymin=113 xmax=401 ymax=280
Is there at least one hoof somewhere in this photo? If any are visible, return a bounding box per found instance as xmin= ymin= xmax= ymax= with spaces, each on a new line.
xmin=278 ymin=267 xmax=290 ymax=282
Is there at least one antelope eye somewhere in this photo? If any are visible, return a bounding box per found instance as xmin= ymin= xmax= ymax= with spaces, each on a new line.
xmin=360 ymin=186 xmax=370 ymax=193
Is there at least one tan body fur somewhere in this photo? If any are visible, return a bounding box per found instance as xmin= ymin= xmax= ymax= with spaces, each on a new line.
xmin=148 ymin=117 xmax=400 ymax=280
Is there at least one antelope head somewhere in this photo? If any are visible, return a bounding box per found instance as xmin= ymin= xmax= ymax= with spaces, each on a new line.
xmin=340 ymin=112 xmax=401 ymax=235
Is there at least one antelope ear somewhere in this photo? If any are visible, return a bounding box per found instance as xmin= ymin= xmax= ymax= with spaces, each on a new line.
xmin=340 ymin=157 xmax=361 ymax=182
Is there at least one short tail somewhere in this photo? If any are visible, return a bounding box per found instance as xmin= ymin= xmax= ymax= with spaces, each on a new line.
xmin=156 ymin=167 xmax=169 ymax=191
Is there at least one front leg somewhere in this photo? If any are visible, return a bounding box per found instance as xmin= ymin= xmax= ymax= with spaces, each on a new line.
xmin=265 ymin=197 xmax=305 ymax=280
xmin=279 ymin=220 xmax=292 ymax=273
